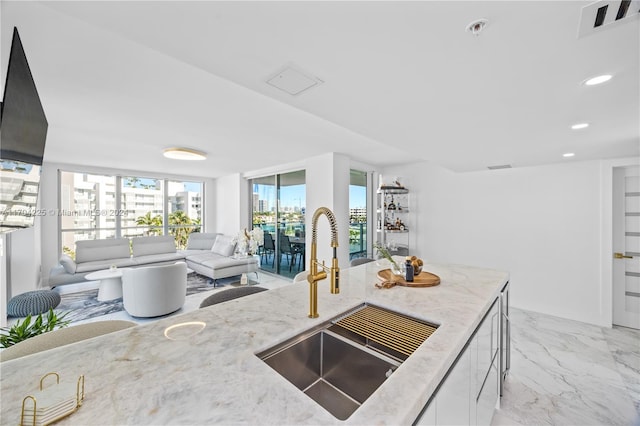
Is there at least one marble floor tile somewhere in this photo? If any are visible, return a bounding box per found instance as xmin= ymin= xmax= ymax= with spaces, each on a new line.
xmin=493 ymin=308 xmax=640 ymax=426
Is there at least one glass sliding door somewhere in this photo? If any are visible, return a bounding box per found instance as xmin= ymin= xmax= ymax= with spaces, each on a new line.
xmin=349 ymin=170 xmax=368 ymax=260
xmin=278 ymin=171 xmax=306 ymax=278
xmin=251 ymin=170 xmax=305 ymax=279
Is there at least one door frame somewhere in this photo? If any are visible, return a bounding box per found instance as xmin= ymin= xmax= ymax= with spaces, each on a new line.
xmin=601 ymin=157 xmax=640 ymax=328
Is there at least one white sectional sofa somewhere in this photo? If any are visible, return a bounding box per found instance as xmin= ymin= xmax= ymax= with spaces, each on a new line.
xmin=48 ymin=233 xmax=259 ymax=287
xmin=181 ymin=233 xmax=260 ymax=283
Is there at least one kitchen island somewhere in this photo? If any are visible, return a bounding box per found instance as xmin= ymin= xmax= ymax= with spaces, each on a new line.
xmin=1 ymin=260 xmax=508 ymax=425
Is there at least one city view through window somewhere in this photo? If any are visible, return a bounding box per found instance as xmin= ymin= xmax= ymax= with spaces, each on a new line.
xmin=251 ymin=170 xmax=368 ymax=279
xmin=60 ymin=171 xmax=202 ymax=256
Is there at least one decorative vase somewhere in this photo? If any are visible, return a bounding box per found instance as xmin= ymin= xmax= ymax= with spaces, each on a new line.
xmin=390 ymin=262 xmax=405 ymax=277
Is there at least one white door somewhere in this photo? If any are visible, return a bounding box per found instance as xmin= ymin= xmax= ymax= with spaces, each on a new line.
xmin=613 ymin=165 xmax=640 ymax=329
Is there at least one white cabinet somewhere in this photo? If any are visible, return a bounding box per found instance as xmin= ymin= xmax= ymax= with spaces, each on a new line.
xmin=414 ymin=297 xmax=501 ymax=426
xmin=476 ymin=360 xmax=499 ymax=425
xmin=474 ymin=300 xmax=499 ymax=425
xmin=436 ymin=345 xmax=472 ymax=425
xmin=376 ymin=187 xmax=410 ymax=256
xmin=414 ymin=398 xmax=436 ymax=426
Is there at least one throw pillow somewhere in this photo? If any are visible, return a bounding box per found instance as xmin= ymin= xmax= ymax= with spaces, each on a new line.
xmin=211 ymin=235 xmax=236 ymax=257
xmin=59 ymin=254 xmax=77 ymax=274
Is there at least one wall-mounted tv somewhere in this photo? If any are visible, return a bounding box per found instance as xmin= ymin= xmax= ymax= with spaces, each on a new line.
xmin=0 ymin=27 xmax=48 ymax=233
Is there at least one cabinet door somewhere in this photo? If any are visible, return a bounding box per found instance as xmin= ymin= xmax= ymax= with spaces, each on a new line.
xmin=436 ymin=345 xmax=471 ymax=425
xmin=476 ymin=300 xmax=498 ymax=398
xmin=414 ymin=399 xmax=436 ymax=426
xmin=476 ymin=359 xmax=499 ymax=425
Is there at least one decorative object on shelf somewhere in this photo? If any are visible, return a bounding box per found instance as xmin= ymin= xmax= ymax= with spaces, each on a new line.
xmin=387 ymin=196 xmax=397 ymax=210
xmin=375 ymin=269 xmax=441 ymax=289
xmin=234 ymin=227 xmax=264 ymax=256
xmin=1 ymin=309 xmax=70 ymax=348
xmin=20 ymin=372 xmax=85 ymax=426
xmin=378 ymin=175 xmax=406 ymax=190
xmin=376 ymin=186 xmax=410 ymax=256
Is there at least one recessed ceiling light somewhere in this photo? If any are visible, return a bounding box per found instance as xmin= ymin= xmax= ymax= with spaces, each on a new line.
xmin=563 ymin=153 xmax=575 ymax=158
xmin=571 ymin=123 xmax=589 ymax=130
xmin=583 ymin=74 xmax=612 ymax=86
xmin=163 ymin=148 xmax=207 ymax=161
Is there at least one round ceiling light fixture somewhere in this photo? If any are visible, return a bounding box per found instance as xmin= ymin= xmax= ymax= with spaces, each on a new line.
xmin=163 ymin=147 xmax=207 ymax=161
xmin=571 ymin=123 xmax=589 ymax=130
xmin=583 ymin=74 xmax=612 ymax=86
xmin=466 ymin=18 xmax=489 ymax=36
xmin=563 ymin=152 xmax=576 ymax=158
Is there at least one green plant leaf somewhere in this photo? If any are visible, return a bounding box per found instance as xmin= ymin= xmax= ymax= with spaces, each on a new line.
xmin=0 ymin=309 xmax=72 ymax=348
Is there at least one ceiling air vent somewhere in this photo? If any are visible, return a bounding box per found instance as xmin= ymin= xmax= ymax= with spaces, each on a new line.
xmin=577 ymin=0 xmax=640 ymax=38
xmin=266 ymin=64 xmax=323 ymax=96
xmin=487 ymin=164 xmax=512 ymax=170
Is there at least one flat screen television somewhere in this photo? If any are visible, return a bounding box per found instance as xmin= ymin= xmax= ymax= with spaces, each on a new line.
xmin=0 ymin=27 xmax=48 ymax=233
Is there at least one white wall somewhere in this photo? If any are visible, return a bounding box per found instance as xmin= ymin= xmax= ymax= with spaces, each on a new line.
xmin=382 ymin=159 xmax=606 ymax=326
xmin=8 ymin=227 xmax=42 ymax=296
xmin=305 ymin=153 xmax=351 ymax=269
xmin=214 ymin=173 xmax=242 ymax=236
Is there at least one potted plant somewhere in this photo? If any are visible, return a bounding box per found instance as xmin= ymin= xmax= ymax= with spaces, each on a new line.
xmin=0 ymin=309 xmax=70 ymax=348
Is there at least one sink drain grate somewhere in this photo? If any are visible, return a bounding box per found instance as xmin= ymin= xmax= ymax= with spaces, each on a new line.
xmin=333 ymin=305 xmax=437 ymax=357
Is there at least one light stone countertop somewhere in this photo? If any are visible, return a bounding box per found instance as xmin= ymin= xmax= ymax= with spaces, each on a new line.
xmin=1 ymin=260 xmax=508 ymax=425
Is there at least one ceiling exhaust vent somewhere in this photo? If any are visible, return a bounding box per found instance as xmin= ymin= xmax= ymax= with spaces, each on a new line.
xmin=487 ymin=164 xmax=512 ymax=170
xmin=577 ymin=0 xmax=640 ymax=38
xmin=266 ymin=64 xmax=323 ymax=96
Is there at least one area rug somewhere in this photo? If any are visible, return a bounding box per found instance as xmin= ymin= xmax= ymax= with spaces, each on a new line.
xmin=55 ymin=273 xmax=236 ymax=324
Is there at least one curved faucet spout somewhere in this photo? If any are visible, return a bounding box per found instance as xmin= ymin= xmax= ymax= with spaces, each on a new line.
xmin=307 ymin=207 xmax=340 ymax=318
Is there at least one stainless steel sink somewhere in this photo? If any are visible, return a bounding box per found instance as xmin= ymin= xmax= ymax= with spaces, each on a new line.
xmin=258 ymin=328 xmax=399 ymax=420
xmin=257 ymin=304 xmax=438 ymax=420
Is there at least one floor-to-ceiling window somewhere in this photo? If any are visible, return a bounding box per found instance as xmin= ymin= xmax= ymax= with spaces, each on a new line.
xmin=59 ymin=171 xmax=204 ymax=256
xmin=250 ymin=170 xmax=305 ymax=279
xmin=60 ymin=172 xmax=117 ymax=257
xmin=349 ymin=169 xmax=368 ymax=260
xmin=167 ymin=180 xmax=203 ymax=249
xmin=120 ymin=176 xmax=164 ymax=239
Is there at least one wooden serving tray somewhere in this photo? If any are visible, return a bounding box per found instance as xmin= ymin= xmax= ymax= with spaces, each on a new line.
xmin=377 ymin=269 xmax=441 ymax=288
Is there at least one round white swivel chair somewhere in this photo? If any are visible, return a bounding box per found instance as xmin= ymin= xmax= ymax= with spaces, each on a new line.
xmin=122 ymin=262 xmax=187 ymax=318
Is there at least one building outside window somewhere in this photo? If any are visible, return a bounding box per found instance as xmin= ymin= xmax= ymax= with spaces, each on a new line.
xmin=59 ymin=171 xmax=203 ymax=256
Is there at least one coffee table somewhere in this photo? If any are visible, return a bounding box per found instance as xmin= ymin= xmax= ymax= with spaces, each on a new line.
xmin=85 ymin=269 xmax=124 ymax=301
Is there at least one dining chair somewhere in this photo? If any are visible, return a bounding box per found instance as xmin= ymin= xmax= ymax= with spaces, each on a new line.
xmin=279 ymin=235 xmax=298 ymax=272
xmin=291 ymin=240 xmax=305 ymax=271
xmin=261 ymin=232 xmax=275 ymax=266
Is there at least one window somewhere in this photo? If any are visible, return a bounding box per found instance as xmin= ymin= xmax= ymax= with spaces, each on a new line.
xmin=59 ymin=171 xmax=204 ymax=256
xmin=349 ymin=169 xmax=368 ymax=259
xmin=60 ymin=172 xmax=117 ymax=257
xmin=167 ymin=180 xmax=203 ymax=249
xmin=250 ymin=170 xmax=305 ymax=279
xmin=121 ymin=177 xmax=164 ymax=238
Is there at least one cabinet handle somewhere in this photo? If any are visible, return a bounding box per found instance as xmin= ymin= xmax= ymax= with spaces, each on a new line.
xmin=502 ymin=312 xmax=511 ymax=373
xmin=614 ymin=252 xmax=633 ymax=259
xmin=490 ymin=312 xmax=498 ymax=357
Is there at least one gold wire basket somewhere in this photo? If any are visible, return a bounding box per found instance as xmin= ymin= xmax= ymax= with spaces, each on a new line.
xmin=20 ymin=372 xmax=85 ymax=426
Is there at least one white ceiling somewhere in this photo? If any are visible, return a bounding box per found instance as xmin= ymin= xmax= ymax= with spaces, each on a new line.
xmin=1 ymin=1 xmax=638 ymax=178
